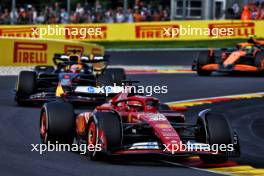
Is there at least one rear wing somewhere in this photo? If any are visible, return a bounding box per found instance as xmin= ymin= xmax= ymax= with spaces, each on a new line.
xmin=53 ymin=54 xmax=110 ymax=65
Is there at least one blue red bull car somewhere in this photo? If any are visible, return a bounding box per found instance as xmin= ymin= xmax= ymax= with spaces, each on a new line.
xmin=15 ymin=51 xmax=126 ymax=105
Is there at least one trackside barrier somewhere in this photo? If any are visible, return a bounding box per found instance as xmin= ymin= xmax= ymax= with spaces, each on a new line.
xmin=0 ymin=20 xmax=263 ymax=41
xmin=0 ymin=37 xmax=104 ymax=66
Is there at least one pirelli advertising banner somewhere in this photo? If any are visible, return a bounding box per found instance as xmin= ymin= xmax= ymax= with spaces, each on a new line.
xmin=0 ymin=37 xmax=104 ymax=66
xmin=0 ymin=20 xmax=263 ymax=41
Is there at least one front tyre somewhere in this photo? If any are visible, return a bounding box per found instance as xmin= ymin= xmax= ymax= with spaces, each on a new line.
xmin=196 ymin=112 xmax=232 ymax=163
xmin=87 ymin=111 xmax=122 ymax=160
xmin=16 ymin=71 xmax=36 ymax=105
xmin=197 ymin=51 xmax=213 ymax=76
xmin=40 ymin=101 xmax=75 ymax=144
xmin=255 ymin=51 xmax=264 ymax=70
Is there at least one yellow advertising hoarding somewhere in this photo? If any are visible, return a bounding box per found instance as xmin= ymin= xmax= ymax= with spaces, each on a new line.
xmin=0 ymin=37 xmax=104 ymax=66
xmin=0 ymin=20 xmax=263 ymax=41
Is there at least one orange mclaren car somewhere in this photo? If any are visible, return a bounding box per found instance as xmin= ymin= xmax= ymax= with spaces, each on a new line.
xmin=192 ymin=38 xmax=264 ymax=76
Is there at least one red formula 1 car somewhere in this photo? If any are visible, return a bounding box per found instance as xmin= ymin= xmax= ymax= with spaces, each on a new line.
xmin=192 ymin=38 xmax=264 ymax=76
xmin=40 ymin=92 xmax=240 ymax=163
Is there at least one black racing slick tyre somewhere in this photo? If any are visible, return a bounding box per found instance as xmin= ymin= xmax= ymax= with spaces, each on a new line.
xmin=16 ymin=71 xmax=36 ymax=105
xmin=87 ymin=111 xmax=122 ymax=160
xmin=99 ymin=68 xmax=126 ymax=86
xmin=255 ymin=51 xmax=264 ymax=70
xmin=196 ymin=112 xmax=232 ymax=163
xmin=40 ymin=101 xmax=75 ymax=144
xmin=197 ymin=51 xmax=213 ymax=76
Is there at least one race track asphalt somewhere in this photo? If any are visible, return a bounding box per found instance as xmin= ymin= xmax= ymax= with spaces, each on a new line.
xmin=0 ymin=50 xmax=264 ymax=176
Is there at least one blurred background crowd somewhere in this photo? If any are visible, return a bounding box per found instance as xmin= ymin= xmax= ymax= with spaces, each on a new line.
xmin=230 ymin=0 xmax=264 ymax=19
xmin=0 ymin=0 xmax=263 ymax=25
xmin=0 ymin=0 xmax=170 ymax=24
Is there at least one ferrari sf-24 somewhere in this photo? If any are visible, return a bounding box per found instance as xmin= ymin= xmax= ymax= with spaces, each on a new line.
xmin=40 ymin=92 xmax=240 ymax=163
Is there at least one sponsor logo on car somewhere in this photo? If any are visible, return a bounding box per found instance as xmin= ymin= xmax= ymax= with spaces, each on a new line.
xmin=163 ymin=133 xmax=178 ymax=137
xmin=129 ymin=142 xmax=159 ymax=149
xmin=161 ymin=128 xmax=173 ymax=132
xmin=87 ymin=86 xmax=96 ymax=93
xmin=149 ymin=114 xmax=167 ymax=121
xmin=29 ymin=92 xmax=48 ymax=99
xmin=13 ymin=42 xmax=47 ymax=64
xmin=135 ymin=24 xmax=179 ymax=39
xmin=75 ymin=86 xmax=123 ymax=95
xmin=155 ymin=123 xmax=170 ymax=129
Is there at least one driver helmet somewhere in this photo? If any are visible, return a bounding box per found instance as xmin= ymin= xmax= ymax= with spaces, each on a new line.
xmin=244 ymin=45 xmax=254 ymax=54
xmin=69 ymin=54 xmax=80 ymax=62
xmin=127 ymin=101 xmax=143 ymax=111
xmin=247 ymin=35 xmax=257 ymax=44
xmin=70 ymin=64 xmax=83 ymax=73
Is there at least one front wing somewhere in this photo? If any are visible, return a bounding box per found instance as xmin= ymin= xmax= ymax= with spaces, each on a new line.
xmin=14 ymin=91 xmax=109 ymax=105
xmin=110 ymin=141 xmax=240 ymax=158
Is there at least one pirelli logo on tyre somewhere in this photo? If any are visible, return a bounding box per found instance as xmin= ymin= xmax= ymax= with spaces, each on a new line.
xmin=0 ymin=27 xmax=39 ymax=38
xmin=208 ymin=22 xmax=255 ymax=37
xmin=155 ymin=124 xmax=170 ymax=129
xmin=64 ymin=25 xmax=107 ymax=40
xmin=13 ymin=42 xmax=47 ymax=64
xmin=135 ymin=24 xmax=179 ymax=39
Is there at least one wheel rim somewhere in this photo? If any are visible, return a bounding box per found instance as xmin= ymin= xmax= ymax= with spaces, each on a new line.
xmin=260 ymin=59 xmax=264 ymax=68
xmin=88 ymin=122 xmax=96 ymax=145
xmin=40 ymin=112 xmax=47 ymax=143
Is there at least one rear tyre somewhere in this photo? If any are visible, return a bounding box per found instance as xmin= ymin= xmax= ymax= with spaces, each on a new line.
xmin=255 ymin=51 xmax=264 ymax=70
xmin=196 ymin=112 xmax=232 ymax=163
xmin=16 ymin=71 xmax=36 ymax=105
xmin=99 ymin=68 xmax=126 ymax=86
xmin=40 ymin=101 xmax=75 ymax=144
xmin=197 ymin=51 xmax=213 ymax=76
xmin=88 ymin=111 xmax=122 ymax=160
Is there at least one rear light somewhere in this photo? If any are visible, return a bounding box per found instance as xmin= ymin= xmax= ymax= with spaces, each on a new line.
xmin=64 ymin=75 xmax=70 ymax=79
xmin=221 ymin=53 xmax=227 ymax=60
